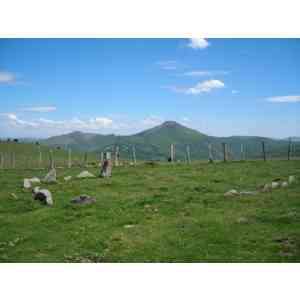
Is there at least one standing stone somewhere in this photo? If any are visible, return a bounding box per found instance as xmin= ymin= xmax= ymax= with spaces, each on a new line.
xmin=101 ymin=152 xmax=112 ymax=177
xmin=43 ymin=168 xmax=57 ymax=183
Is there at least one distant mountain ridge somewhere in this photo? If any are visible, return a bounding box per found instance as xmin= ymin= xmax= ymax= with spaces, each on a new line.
xmin=42 ymin=121 xmax=300 ymax=160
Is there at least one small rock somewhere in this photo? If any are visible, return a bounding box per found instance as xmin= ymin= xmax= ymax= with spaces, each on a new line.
xmin=10 ymin=193 xmax=18 ymax=199
xmin=288 ymin=175 xmax=295 ymax=184
xmin=71 ymin=195 xmax=96 ymax=205
xmin=262 ymin=183 xmax=271 ymax=192
xmin=281 ymin=181 xmax=289 ymax=188
xmin=64 ymin=176 xmax=72 ymax=181
xmin=23 ymin=179 xmax=32 ymax=189
xmin=123 ymin=224 xmax=135 ymax=229
xmin=33 ymin=188 xmax=53 ymax=206
xmin=224 ymin=189 xmax=239 ymax=197
xmin=237 ymin=217 xmax=249 ymax=224
xmin=43 ymin=168 xmax=57 ymax=183
xmin=30 ymin=177 xmax=40 ymax=183
xmin=271 ymin=182 xmax=280 ymax=189
xmin=239 ymin=191 xmax=258 ymax=195
xmin=76 ymin=170 xmax=95 ymax=178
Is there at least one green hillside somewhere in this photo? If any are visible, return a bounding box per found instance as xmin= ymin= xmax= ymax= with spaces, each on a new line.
xmin=42 ymin=121 xmax=300 ymax=161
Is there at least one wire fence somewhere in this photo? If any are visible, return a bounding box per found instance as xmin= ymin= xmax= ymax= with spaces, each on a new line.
xmin=0 ymin=140 xmax=299 ymax=170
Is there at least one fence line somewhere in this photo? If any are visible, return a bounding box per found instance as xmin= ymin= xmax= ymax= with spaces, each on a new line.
xmin=0 ymin=140 xmax=299 ymax=169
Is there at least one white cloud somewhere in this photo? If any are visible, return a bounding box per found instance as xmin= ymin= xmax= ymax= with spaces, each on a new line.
xmin=22 ymin=106 xmax=57 ymax=113
xmin=266 ymin=95 xmax=300 ymax=103
xmin=187 ymin=38 xmax=210 ymax=49
xmin=185 ymin=79 xmax=225 ymax=95
xmin=0 ymin=71 xmax=17 ymax=84
xmin=183 ymin=70 xmax=228 ymax=77
xmin=141 ymin=116 xmax=163 ymax=127
xmin=0 ymin=113 xmax=38 ymax=127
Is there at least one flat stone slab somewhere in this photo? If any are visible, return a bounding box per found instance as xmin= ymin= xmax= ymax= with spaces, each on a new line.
xmin=71 ymin=195 xmax=96 ymax=205
xmin=76 ymin=171 xmax=95 ymax=178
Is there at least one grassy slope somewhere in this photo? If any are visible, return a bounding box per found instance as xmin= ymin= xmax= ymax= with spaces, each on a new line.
xmin=0 ymin=160 xmax=300 ymax=262
xmin=42 ymin=123 xmax=300 ymax=161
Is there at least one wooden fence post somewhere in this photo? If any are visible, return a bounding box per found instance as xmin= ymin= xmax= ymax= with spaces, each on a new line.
xmin=132 ymin=145 xmax=137 ymax=165
xmin=49 ymin=150 xmax=54 ymax=169
xmin=288 ymin=138 xmax=292 ymax=161
xmin=11 ymin=152 xmax=16 ymax=169
xmin=262 ymin=141 xmax=266 ymax=161
xmin=222 ymin=143 xmax=227 ymax=162
xmin=240 ymin=144 xmax=244 ymax=161
xmin=68 ymin=148 xmax=72 ymax=168
xmin=186 ymin=145 xmax=191 ymax=164
xmin=208 ymin=143 xmax=213 ymax=163
xmin=170 ymin=144 xmax=175 ymax=162
xmin=83 ymin=152 xmax=88 ymax=167
xmin=114 ymin=146 xmax=119 ymax=166
xmin=38 ymin=146 xmax=42 ymax=168
xmin=0 ymin=153 xmax=4 ymax=169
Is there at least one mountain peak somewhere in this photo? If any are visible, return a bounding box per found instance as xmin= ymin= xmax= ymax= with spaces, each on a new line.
xmin=161 ymin=121 xmax=181 ymax=128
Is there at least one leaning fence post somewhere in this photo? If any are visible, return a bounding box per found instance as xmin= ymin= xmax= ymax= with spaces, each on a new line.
xmin=186 ymin=145 xmax=191 ymax=164
xmin=132 ymin=145 xmax=137 ymax=165
xmin=68 ymin=148 xmax=72 ymax=168
xmin=222 ymin=143 xmax=227 ymax=162
xmin=288 ymin=138 xmax=292 ymax=161
xmin=262 ymin=141 xmax=266 ymax=161
xmin=208 ymin=143 xmax=213 ymax=163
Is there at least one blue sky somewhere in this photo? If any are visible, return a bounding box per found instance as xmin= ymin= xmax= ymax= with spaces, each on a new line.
xmin=0 ymin=38 xmax=299 ymax=138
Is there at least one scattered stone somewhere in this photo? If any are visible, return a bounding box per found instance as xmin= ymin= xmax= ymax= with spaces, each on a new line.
xmin=71 ymin=195 xmax=96 ymax=205
xmin=30 ymin=177 xmax=40 ymax=183
xmin=262 ymin=183 xmax=272 ymax=192
xmin=64 ymin=176 xmax=72 ymax=181
xmin=272 ymin=178 xmax=282 ymax=182
xmin=123 ymin=224 xmax=135 ymax=229
xmin=76 ymin=170 xmax=95 ymax=178
xmin=23 ymin=177 xmax=41 ymax=189
xmin=239 ymin=191 xmax=258 ymax=195
xmin=10 ymin=193 xmax=18 ymax=199
xmin=23 ymin=179 xmax=32 ymax=189
xmin=237 ymin=217 xmax=249 ymax=224
xmin=43 ymin=168 xmax=57 ymax=183
xmin=271 ymin=181 xmax=280 ymax=189
xmin=33 ymin=187 xmax=53 ymax=206
xmin=224 ymin=189 xmax=239 ymax=197
xmin=288 ymin=175 xmax=296 ymax=184
xmin=281 ymin=181 xmax=289 ymax=188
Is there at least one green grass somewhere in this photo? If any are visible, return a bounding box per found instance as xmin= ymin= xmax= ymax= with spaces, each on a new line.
xmin=0 ymin=142 xmax=98 ymax=169
xmin=0 ymin=160 xmax=300 ymax=262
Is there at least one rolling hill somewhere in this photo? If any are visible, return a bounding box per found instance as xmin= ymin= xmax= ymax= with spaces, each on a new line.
xmin=42 ymin=121 xmax=300 ymax=161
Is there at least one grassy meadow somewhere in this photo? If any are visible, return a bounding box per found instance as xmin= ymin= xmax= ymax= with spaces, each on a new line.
xmin=0 ymin=160 xmax=300 ymax=262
